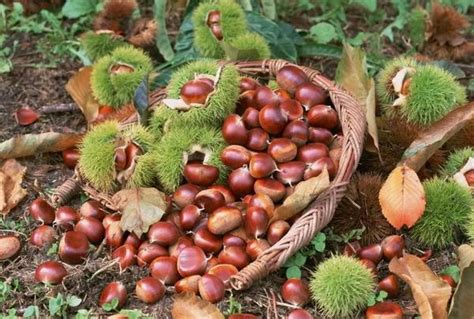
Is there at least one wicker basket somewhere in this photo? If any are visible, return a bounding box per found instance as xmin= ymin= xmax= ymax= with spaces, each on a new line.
xmin=51 ymin=59 xmax=366 ymax=290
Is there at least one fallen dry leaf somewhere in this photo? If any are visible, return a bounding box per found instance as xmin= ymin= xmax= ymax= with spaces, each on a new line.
xmin=399 ymin=102 xmax=474 ymax=171
xmin=15 ymin=107 xmax=40 ymax=126
xmin=0 ymin=159 xmax=27 ymax=215
xmin=114 ymin=188 xmax=167 ymax=237
xmin=335 ymin=43 xmax=378 ymax=155
xmin=0 ymin=132 xmax=83 ymax=159
xmin=389 ymin=254 xmax=452 ymax=319
xmin=379 ymin=165 xmax=425 ymax=230
xmin=65 ymin=66 xmax=100 ymax=124
xmin=449 ymin=245 xmax=474 ymax=318
xmin=270 ymin=169 xmax=330 ymax=222
xmin=171 ymin=292 xmax=224 ymax=319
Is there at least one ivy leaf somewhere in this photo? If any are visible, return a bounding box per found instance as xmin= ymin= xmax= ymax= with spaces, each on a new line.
xmin=310 ymin=22 xmax=338 ymax=44
xmin=314 ymin=241 xmax=326 ymax=253
xmin=294 ymin=252 xmax=307 ymax=267
xmin=62 ymin=0 xmax=97 ymax=19
xmin=286 ymin=266 xmax=302 ymax=279
xmin=23 ymin=305 xmax=38 ymax=318
xmin=367 ymin=294 xmax=376 ymax=307
xmin=377 ymin=290 xmax=388 ymax=301
xmin=67 ymin=295 xmax=82 ymax=307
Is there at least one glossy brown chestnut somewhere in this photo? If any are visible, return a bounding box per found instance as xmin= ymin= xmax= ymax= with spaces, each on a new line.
xmin=112 ymin=244 xmax=137 ymax=271
xmin=62 ymin=148 xmax=80 ymax=169
xmin=259 ymin=104 xmax=288 ymax=135
xmin=54 ymin=206 xmax=80 ymax=231
xmin=180 ymin=80 xmax=213 ymax=105
xmin=206 ymin=9 xmax=220 ymax=26
xmin=177 ymin=246 xmax=207 ymax=277
xmin=29 ymin=198 xmax=55 ymax=225
xmin=268 ymin=138 xmax=297 ymax=163
xmin=123 ymin=233 xmax=142 ymax=250
xmin=194 ymin=189 xmax=226 ymax=214
xmin=281 ymin=278 xmax=310 ymax=306
xmin=173 ymin=184 xmax=201 ymax=209
xmin=169 ymin=236 xmax=194 ymax=259
xmin=29 ymin=225 xmax=56 ymax=248
xmin=295 ymin=82 xmax=327 ymax=109
xmin=237 ymin=90 xmax=256 ymax=113
xmin=378 ymin=274 xmax=400 ymax=297
xmin=210 ymin=24 xmax=223 ymax=40
xmin=209 ymin=185 xmax=236 ymax=204
xmin=246 ymin=239 xmax=270 ymax=260
xmin=280 ymin=99 xmax=304 ymax=121
xmin=242 ymin=107 xmax=260 ymax=129
xmin=254 ymin=178 xmax=286 ymax=203
xmin=287 ymin=309 xmax=314 ymax=319
xmin=308 ymin=127 xmax=333 ymax=145
xmin=239 ymin=77 xmax=260 ymax=93
xmin=102 ymin=214 xmax=121 ymax=229
xmin=223 ymin=234 xmax=246 ymax=248
xmin=220 ymin=145 xmax=251 ymax=169
xmin=282 ymin=120 xmax=308 ymax=147
xmin=59 ymin=231 xmax=89 ymax=265
xmin=80 ymin=200 xmax=106 ymax=221
xmin=254 ymin=86 xmax=279 ymax=110
xmin=218 ymin=246 xmax=250 ymax=270
xmin=135 ymin=276 xmax=165 ymax=304
xmin=0 ymin=236 xmax=21 ymax=260
xmin=208 ymin=206 xmax=242 ymax=235
xmin=35 ymin=260 xmax=67 ymax=285
xmin=149 ymin=256 xmax=180 ymax=285
xmin=137 ymin=241 xmax=168 ymax=267
xmin=199 ymin=274 xmax=225 ymax=303
xmin=148 ymin=222 xmax=179 ymax=247
xmin=381 ymin=235 xmax=405 ymax=261
xmin=106 ymin=221 xmax=125 ymax=249
xmin=307 ymin=104 xmax=338 ymax=129
xmin=365 ymin=301 xmax=403 ymax=319
xmin=183 ymin=163 xmax=219 ymax=187
xmin=267 ymin=220 xmax=290 ymax=245
xmin=228 ymin=167 xmax=255 ymax=198
xmin=249 ymin=153 xmax=277 ymax=179
xmin=341 ymin=241 xmax=361 ymax=257
xmin=276 ymin=65 xmax=309 ymax=95
xmin=99 ymin=281 xmax=127 ymax=309
xmin=275 ymin=161 xmax=306 ymax=185
xmin=207 ymin=264 xmax=238 ymax=286
xmin=193 ymin=227 xmax=223 ymax=254
xmin=247 ymin=128 xmax=270 ymax=152
xmin=248 ymin=193 xmax=274 ymax=218
xmin=358 ymin=243 xmax=383 ymax=264
xmin=179 ymin=204 xmax=202 ymax=231
xmin=304 ymin=157 xmax=337 ymax=180
xmin=359 ymin=258 xmax=377 ymax=275
xmin=465 ymin=170 xmax=474 ymax=186
xmin=175 ymin=275 xmax=201 ymax=294
xmin=74 ymin=217 xmax=105 ymax=245
xmin=222 ymin=114 xmax=249 ymax=145
xmin=274 ymin=88 xmax=292 ymax=104
xmin=297 ymin=143 xmax=329 ymax=163
xmin=115 ymin=147 xmax=127 ymax=171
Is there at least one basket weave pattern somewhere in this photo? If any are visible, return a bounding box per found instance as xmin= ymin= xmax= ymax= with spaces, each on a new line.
xmin=51 ymin=59 xmax=366 ymax=290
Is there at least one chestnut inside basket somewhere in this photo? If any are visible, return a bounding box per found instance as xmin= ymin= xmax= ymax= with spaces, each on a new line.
xmin=52 ymin=59 xmax=366 ymax=290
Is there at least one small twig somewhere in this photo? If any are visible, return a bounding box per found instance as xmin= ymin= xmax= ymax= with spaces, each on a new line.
xmin=275 ymin=301 xmax=299 ymax=309
xmin=92 ymin=239 xmax=107 ymax=259
xmin=270 ymin=289 xmax=278 ymax=319
xmin=88 ymin=259 xmax=118 ymax=281
xmin=39 ymin=103 xmax=78 ymax=114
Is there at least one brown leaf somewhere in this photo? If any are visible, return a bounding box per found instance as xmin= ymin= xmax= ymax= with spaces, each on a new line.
xmin=271 ymin=169 xmax=330 ymax=222
xmin=399 ymin=102 xmax=474 ymax=171
xmin=389 ymin=254 xmax=452 ymax=319
xmin=335 ymin=43 xmax=378 ymax=155
xmin=379 ymin=165 xmax=426 ymax=230
xmin=449 ymin=245 xmax=474 ymax=318
xmin=171 ymin=292 xmax=224 ymax=319
xmin=0 ymin=132 xmax=83 ymax=159
xmin=113 ymin=188 xmax=167 ymax=237
xmin=0 ymin=159 xmax=27 ymax=215
xmin=457 ymin=245 xmax=474 ymax=272
xmin=15 ymin=107 xmax=40 ymax=126
xmin=65 ymin=66 xmax=100 ymax=124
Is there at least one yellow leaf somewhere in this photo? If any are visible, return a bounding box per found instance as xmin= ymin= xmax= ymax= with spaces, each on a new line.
xmin=0 ymin=159 xmax=27 ymax=215
xmin=171 ymin=292 xmax=224 ymax=319
xmin=379 ymin=165 xmax=426 ymax=230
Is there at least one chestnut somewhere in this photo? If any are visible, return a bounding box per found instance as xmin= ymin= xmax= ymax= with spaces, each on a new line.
xmin=267 ymin=220 xmax=290 ymax=245
xmin=149 ymin=256 xmax=180 ymax=285
xmin=281 ymin=278 xmax=310 ymax=306
xmin=365 ymin=301 xmax=403 ymax=319
xmin=240 ymin=77 xmax=260 ymax=93
xmin=180 ymin=79 xmax=213 ymax=105
xmin=194 ymin=189 xmax=226 ymax=214
xmin=223 ymin=234 xmax=247 ymax=248
xmin=35 ymin=260 xmax=67 ymax=285
xmin=208 ymin=206 xmax=243 ymax=235
xmin=238 ymin=90 xmax=256 ymax=113
xmin=177 ymin=246 xmax=207 ymax=277
xmin=274 ymin=88 xmax=292 ymax=104
xmin=112 ymin=244 xmax=137 ymax=271
xmin=0 ymin=236 xmax=21 ymax=260
xmin=148 ymin=222 xmax=179 ymax=247
xmin=208 ymin=185 xmax=236 ymax=204
xmin=297 ymin=143 xmax=329 ymax=163
xmin=359 ymin=258 xmax=377 ymax=275
xmin=378 ymin=274 xmax=399 ymax=297
xmin=274 ymin=161 xmax=306 ymax=185
xmin=80 ymin=200 xmax=106 ymax=221
xmin=115 ymin=147 xmax=127 ymax=171
xmin=307 ymin=104 xmax=338 ymax=130
xmin=242 ymin=107 xmax=260 ymax=129
xmin=341 ymin=241 xmax=361 ymax=257
xmin=193 ymin=227 xmax=223 ymax=254
xmin=179 ymin=204 xmax=202 ymax=231
xmin=218 ymin=246 xmax=250 ymax=270
xmin=221 ymin=145 xmax=251 ymax=169
xmin=59 ymin=231 xmax=89 ymax=265
xmin=282 ymin=120 xmax=308 ymax=147
xmin=199 ymin=274 xmax=225 ymax=303
xmin=276 ymin=65 xmax=309 ymax=95
xmin=254 ymin=178 xmax=286 ymax=203
xmin=381 ymin=235 xmax=405 ymax=261
xmin=246 ymin=239 xmax=270 ymax=260
xmin=206 ymin=10 xmax=220 ymax=26
xmin=465 ymin=170 xmax=474 ymax=186
xmin=358 ymin=243 xmax=383 ymax=264
xmin=247 ymin=128 xmax=270 ymax=152
xmin=228 ymin=167 xmax=255 ymax=198
xmin=54 ymin=206 xmax=80 ymax=231
xmin=29 ymin=198 xmax=55 ymax=225
xmin=62 ymin=148 xmax=80 ymax=169
xmin=308 ymin=127 xmax=333 ymax=145
xmin=175 ymin=275 xmax=201 ymax=294
xmin=169 ymin=236 xmax=194 ymax=259
xmin=287 ymin=309 xmax=314 ymax=319
xmin=259 ymin=104 xmax=288 ymax=135
xmin=106 ymin=221 xmax=125 ymax=249
xmin=268 ymin=138 xmax=297 ymax=163
xmin=247 ymin=193 xmax=274 ymax=219
xmin=135 ymin=276 xmax=165 ymax=304
xmin=440 ymin=274 xmax=456 ymax=288
xmin=74 ymin=217 xmax=105 ymax=245
xmin=210 ymin=24 xmax=223 ymax=40
xmin=295 ymin=82 xmax=327 ymax=109
xmin=280 ymin=99 xmax=304 ymax=121
xmin=137 ymin=241 xmax=168 ymax=267
xmin=123 ymin=233 xmax=142 ymax=250
xmin=254 ymin=86 xmax=279 ymax=110
xmin=99 ymin=281 xmax=127 ymax=309
xmin=222 ymin=114 xmax=249 ymax=145
xmin=102 ymin=214 xmax=121 ymax=229
xmin=207 ymin=264 xmax=238 ymax=286
xmin=304 ymin=157 xmax=337 ymax=180
xmin=29 ymin=225 xmax=56 ymax=248
xmin=249 ymin=153 xmax=277 ymax=179
xmin=183 ymin=163 xmax=219 ymax=187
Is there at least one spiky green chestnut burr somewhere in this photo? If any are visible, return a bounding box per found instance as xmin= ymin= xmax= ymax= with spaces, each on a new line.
xmin=152 ymin=124 xmax=228 ymax=193
xmin=228 ymin=32 xmax=271 ymax=60
xmin=440 ymin=147 xmax=474 ymax=177
xmin=149 ymin=60 xmax=240 ymax=135
xmin=467 ymin=211 xmax=474 ymax=244
xmin=401 ymin=65 xmax=466 ymax=126
xmin=410 ymin=178 xmax=473 ymax=249
xmin=407 ymin=7 xmax=427 ymax=50
xmin=91 ymin=46 xmax=152 ymax=108
xmin=192 ymin=0 xmax=248 ymax=58
xmin=81 ymin=32 xmax=130 ymax=62
xmin=310 ymin=255 xmax=375 ymax=318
